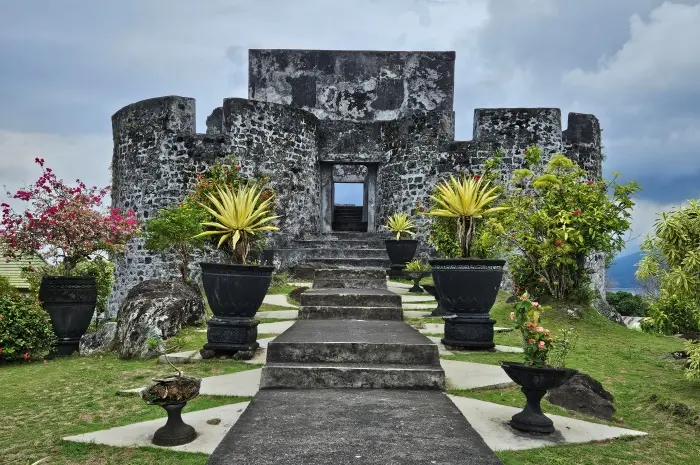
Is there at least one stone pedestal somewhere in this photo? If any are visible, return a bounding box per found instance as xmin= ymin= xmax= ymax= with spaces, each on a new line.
xmin=441 ymin=315 xmax=496 ymax=350
xmin=204 ymin=316 xmax=260 ymax=354
xmin=386 ymin=265 xmax=406 ymax=279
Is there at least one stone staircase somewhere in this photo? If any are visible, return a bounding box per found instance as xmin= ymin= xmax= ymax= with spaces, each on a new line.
xmin=259 ymin=268 xmax=444 ymax=389
xmin=332 ymin=205 xmax=366 ymax=231
xmin=290 ymin=231 xmax=391 ymax=269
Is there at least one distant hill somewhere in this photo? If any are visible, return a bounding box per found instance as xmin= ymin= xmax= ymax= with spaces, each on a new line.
xmin=607 ymin=251 xmax=643 ymax=290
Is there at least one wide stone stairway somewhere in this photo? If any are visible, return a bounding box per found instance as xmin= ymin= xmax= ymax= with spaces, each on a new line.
xmin=207 ymin=268 xmax=502 ymax=464
xmin=291 ymin=232 xmax=391 ymax=268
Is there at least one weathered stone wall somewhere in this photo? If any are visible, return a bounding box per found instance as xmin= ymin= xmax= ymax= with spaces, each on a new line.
xmin=221 ymin=98 xmax=321 ymax=245
xmin=333 ymin=165 xmax=367 ymax=183
xmin=563 ymin=112 xmax=602 ymax=178
xmin=249 ymin=50 xmax=455 ymax=121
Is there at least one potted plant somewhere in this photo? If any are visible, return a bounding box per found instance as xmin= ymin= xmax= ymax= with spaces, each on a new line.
xmin=384 ymin=212 xmax=418 ymax=268
xmin=500 ymin=292 xmax=578 ymax=434
xmin=141 ymin=356 xmax=201 ymax=446
xmin=193 ymin=180 xmax=279 ymax=356
xmin=0 ymin=158 xmax=139 ymax=356
xmin=404 ymin=259 xmax=431 ymax=293
xmin=423 ymin=174 xmax=507 ymax=349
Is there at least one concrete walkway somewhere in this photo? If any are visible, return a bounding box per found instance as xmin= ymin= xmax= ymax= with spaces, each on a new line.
xmin=263 ymin=294 xmax=297 ymax=308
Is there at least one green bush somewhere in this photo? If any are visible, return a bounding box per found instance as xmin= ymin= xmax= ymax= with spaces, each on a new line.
xmin=0 ymin=293 xmax=55 ymax=362
xmin=606 ymin=291 xmax=650 ymax=317
xmin=22 ymin=257 xmax=115 ymax=316
xmin=640 ymin=293 xmax=700 ymax=335
xmin=0 ymin=276 xmax=20 ymax=297
xmin=686 ymin=340 xmax=700 ymax=381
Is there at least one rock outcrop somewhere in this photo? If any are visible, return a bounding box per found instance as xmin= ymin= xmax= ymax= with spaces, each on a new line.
xmin=79 ymin=322 xmax=118 ymax=356
xmin=116 ymin=279 xmax=205 ymax=359
xmin=547 ymin=372 xmax=615 ymax=420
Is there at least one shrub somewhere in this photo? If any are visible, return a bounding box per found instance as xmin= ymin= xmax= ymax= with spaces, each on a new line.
xmin=0 ymin=276 xmax=19 ymax=297
xmin=640 ymin=293 xmax=700 ymax=335
xmin=686 ymin=340 xmax=700 ymax=381
xmin=0 ymin=293 xmax=55 ymax=362
xmin=501 ymin=148 xmax=639 ymax=301
xmin=405 ymin=259 xmax=430 ymax=272
xmin=606 ymin=291 xmax=650 ymax=317
xmin=144 ymin=203 xmax=208 ymax=283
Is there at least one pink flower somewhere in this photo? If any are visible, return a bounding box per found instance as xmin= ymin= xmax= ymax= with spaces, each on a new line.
xmin=587 ymin=179 xmax=595 ymax=185
xmin=509 ymin=312 xmax=515 ymax=320
xmin=532 ymin=301 xmax=540 ymax=308
xmin=538 ymin=341 xmax=545 ymax=349
xmin=536 ymin=326 xmax=544 ymax=333
xmin=23 ymin=352 xmax=30 ymax=361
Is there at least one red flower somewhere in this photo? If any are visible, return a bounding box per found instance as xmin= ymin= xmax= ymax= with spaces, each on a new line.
xmin=587 ymin=179 xmax=595 ymax=185
xmin=473 ymin=175 xmax=481 ymax=181
xmin=23 ymin=352 xmax=30 ymax=361
xmin=555 ymin=239 xmax=563 ymax=246
xmin=573 ymin=208 xmax=582 ymax=215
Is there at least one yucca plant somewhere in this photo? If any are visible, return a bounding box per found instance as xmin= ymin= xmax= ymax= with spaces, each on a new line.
xmin=425 ymin=175 xmax=507 ymax=258
xmin=386 ymin=212 xmax=416 ymax=240
xmin=193 ymin=183 xmax=280 ymax=264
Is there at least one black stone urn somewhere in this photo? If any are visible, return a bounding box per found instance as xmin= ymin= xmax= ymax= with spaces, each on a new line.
xmin=141 ymin=375 xmax=201 ymax=446
xmin=38 ymin=276 xmax=97 ymax=357
xmin=406 ymin=271 xmax=430 ymax=293
xmin=421 ymin=284 xmax=451 ymax=316
xmin=200 ymin=262 xmax=274 ymax=355
xmin=429 ymin=258 xmax=505 ymax=350
xmin=500 ymin=362 xmax=578 ymax=434
xmin=385 ymin=239 xmax=418 ymax=266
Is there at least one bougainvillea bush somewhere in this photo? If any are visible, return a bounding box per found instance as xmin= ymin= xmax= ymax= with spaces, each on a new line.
xmin=500 ymin=147 xmax=640 ymax=301
xmin=0 ymin=158 xmax=139 ymax=276
xmin=0 ymin=290 xmax=55 ymax=362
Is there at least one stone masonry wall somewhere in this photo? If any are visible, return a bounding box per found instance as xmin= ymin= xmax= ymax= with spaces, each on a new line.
xmin=249 ymin=50 xmax=455 ymax=122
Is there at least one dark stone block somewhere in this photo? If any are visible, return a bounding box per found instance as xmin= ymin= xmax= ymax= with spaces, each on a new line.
xmin=547 ymin=372 xmax=615 ymax=420
xmin=286 ymin=75 xmax=317 ymax=108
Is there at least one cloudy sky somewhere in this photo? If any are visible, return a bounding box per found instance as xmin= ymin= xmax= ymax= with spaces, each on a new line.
xmin=1 ymin=0 xmax=698 ymax=256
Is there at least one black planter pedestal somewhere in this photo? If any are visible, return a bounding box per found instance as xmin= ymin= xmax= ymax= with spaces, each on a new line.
xmin=406 ymin=272 xmax=430 ymax=293
xmin=152 ymin=401 xmax=197 ymax=446
xmin=387 ymin=265 xmax=406 ymax=279
xmin=500 ymin=362 xmax=578 ymax=435
xmin=203 ymin=316 xmax=260 ymax=355
xmin=441 ymin=315 xmax=496 ymax=350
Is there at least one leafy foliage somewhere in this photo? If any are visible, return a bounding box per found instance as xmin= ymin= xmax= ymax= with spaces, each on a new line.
xmin=143 ymin=203 xmax=208 ymax=283
xmin=686 ymin=340 xmax=700 ymax=381
xmin=511 ymin=292 xmax=554 ymax=367
xmin=22 ymin=256 xmax=115 ymax=316
xmin=501 ymin=147 xmax=640 ymax=300
xmin=194 ymin=184 xmax=280 ymax=264
xmin=606 ymin=290 xmax=650 ymax=317
xmin=0 ymin=276 xmax=19 ymax=297
xmin=636 ymin=200 xmax=700 ymax=334
xmin=0 ymin=292 xmax=55 ymax=362
xmin=405 ymin=259 xmax=430 ymax=272
xmin=385 ymin=212 xmax=416 ymax=240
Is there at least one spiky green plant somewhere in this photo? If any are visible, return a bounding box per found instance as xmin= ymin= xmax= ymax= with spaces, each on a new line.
xmin=386 ymin=212 xmax=416 ymax=240
xmin=424 ymin=175 xmax=507 ymax=258
xmin=193 ymin=184 xmax=280 ymax=264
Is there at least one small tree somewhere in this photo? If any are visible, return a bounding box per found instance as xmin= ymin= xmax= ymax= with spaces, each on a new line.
xmin=636 ymin=200 xmax=700 ymax=334
xmin=501 ymin=148 xmax=639 ymax=300
xmin=144 ymin=203 xmax=208 ymax=283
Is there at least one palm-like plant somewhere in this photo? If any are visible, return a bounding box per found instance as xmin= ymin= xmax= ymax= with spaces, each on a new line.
xmin=386 ymin=212 xmax=416 ymax=240
xmin=193 ymin=184 xmax=280 ymax=264
xmin=425 ymin=175 xmax=507 ymax=258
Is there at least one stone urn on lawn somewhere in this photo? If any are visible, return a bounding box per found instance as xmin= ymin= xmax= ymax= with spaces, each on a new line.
xmin=501 ymin=293 xmax=578 ymax=434
xmin=404 ymin=259 xmax=431 ymax=293
xmin=384 ymin=212 xmax=418 ymax=273
xmin=423 ymin=175 xmax=507 ymax=350
xmin=141 ymin=366 xmax=202 ymax=446
xmin=195 ymin=183 xmax=280 ymax=356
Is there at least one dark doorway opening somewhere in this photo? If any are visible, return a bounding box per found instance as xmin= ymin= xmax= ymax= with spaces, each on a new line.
xmin=332 ymin=183 xmax=366 ymax=232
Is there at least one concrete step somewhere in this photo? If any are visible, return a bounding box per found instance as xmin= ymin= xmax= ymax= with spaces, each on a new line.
xmin=303 ymin=248 xmax=388 ymax=259
xmin=307 ymin=257 xmax=391 ymax=268
xmin=300 ymin=288 xmax=401 ymax=308
xmin=312 ymin=278 xmax=387 ymax=289
xmin=259 ymin=362 xmax=445 ymax=389
xmin=206 ymin=389 xmax=502 ymax=464
xmin=298 ymin=305 xmax=403 ymax=320
xmin=332 ymin=222 xmax=368 ymax=232
xmin=292 ymin=239 xmax=387 ymax=249
xmin=312 ymin=267 xmax=387 ymax=289
xmin=265 ymin=320 xmax=437 ymax=365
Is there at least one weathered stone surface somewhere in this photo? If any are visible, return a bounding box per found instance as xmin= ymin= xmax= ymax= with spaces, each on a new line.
xmin=79 ymin=322 xmax=118 ymax=356
xmin=288 ymin=262 xmax=338 ymax=280
xmin=116 ymin=279 xmax=206 ymax=359
xmin=288 ymin=286 xmax=309 ymax=303
xmin=547 ymin=372 xmax=616 ymax=420
xmin=593 ymin=298 xmax=624 ymax=325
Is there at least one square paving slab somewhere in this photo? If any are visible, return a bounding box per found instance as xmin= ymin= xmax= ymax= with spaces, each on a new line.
xmin=206 ymin=389 xmax=503 ymax=465
xmin=448 ymin=396 xmax=647 ymax=451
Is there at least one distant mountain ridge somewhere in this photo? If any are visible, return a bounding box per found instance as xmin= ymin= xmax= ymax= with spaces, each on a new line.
xmin=608 ymin=251 xmax=643 ymax=290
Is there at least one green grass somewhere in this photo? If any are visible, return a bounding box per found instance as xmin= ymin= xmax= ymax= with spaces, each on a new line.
xmin=444 ymin=293 xmax=700 ymax=464
xmin=258 ymin=303 xmax=296 ymax=312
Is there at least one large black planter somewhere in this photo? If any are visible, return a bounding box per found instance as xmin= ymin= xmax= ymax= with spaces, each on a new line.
xmin=429 ymin=258 xmax=505 ymax=350
xmin=500 ymin=362 xmax=578 ymax=434
xmin=38 ymin=276 xmax=97 ymax=357
xmin=385 ymin=239 xmax=418 ymax=266
xmin=200 ymin=262 xmax=274 ymax=355
xmin=422 ymin=284 xmax=451 ymax=317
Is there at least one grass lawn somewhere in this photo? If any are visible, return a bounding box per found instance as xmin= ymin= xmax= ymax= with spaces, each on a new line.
xmin=443 ymin=293 xmax=700 ymax=465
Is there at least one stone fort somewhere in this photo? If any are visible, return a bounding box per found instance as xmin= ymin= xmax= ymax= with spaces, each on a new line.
xmin=107 ymin=49 xmax=602 ymax=316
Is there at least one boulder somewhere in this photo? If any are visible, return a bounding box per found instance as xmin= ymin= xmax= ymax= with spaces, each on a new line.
xmin=289 ymin=286 xmax=310 ymax=304
xmin=116 ymin=279 xmax=206 ymax=359
xmin=547 ymin=372 xmax=615 ymax=420
xmin=79 ymin=322 xmax=118 ymax=356
xmin=593 ymin=298 xmax=624 ymax=325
